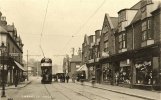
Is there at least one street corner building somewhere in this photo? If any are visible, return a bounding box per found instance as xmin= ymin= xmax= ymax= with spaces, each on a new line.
xmin=80 ymin=0 xmax=161 ymax=91
xmin=0 ymin=11 xmax=25 ymax=87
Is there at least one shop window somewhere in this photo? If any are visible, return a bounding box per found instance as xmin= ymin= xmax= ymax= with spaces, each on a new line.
xmin=135 ymin=61 xmax=152 ymax=85
xmin=119 ymin=67 xmax=131 ymax=84
xmin=102 ymin=64 xmax=111 ymax=82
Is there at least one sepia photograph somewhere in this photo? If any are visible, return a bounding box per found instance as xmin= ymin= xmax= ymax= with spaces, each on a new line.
xmin=0 ymin=0 xmax=161 ymax=100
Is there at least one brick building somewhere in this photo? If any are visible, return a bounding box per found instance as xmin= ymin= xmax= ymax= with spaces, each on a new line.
xmin=0 ymin=11 xmax=24 ymax=86
xmin=81 ymin=0 xmax=161 ymax=90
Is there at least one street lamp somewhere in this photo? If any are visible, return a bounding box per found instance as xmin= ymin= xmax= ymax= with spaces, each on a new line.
xmin=0 ymin=42 xmax=7 ymax=98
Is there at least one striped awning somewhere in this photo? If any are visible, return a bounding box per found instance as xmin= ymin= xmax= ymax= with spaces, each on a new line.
xmin=14 ymin=61 xmax=25 ymax=71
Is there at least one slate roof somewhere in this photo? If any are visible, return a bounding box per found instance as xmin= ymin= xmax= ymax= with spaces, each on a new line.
xmin=5 ymin=25 xmax=14 ymax=32
xmin=130 ymin=1 xmax=141 ymax=9
xmin=130 ymin=9 xmax=141 ymax=25
xmin=110 ymin=17 xmax=118 ymax=29
xmin=0 ymin=26 xmax=7 ymax=33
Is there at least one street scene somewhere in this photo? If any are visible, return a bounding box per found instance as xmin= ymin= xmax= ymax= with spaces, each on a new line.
xmin=1 ymin=76 xmax=160 ymax=100
xmin=0 ymin=0 xmax=161 ymax=100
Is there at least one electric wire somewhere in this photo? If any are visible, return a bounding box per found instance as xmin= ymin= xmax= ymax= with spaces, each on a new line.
xmin=39 ymin=0 xmax=50 ymax=58
xmin=62 ymin=0 xmax=106 ymax=52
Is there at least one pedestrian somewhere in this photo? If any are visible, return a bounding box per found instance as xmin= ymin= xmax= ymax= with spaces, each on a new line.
xmin=14 ymin=75 xmax=18 ymax=87
xmin=60 ymin=75 xmax=62 ymax=82
xmin=72 ymin=74 xmax=75 ymax=83
xmin=63 ymin=75 xmax=66 ymax=82
xmin=115 ymin=72 xmax=119 ymax=86
xmin=66 ymin=74 xmax=70 ymax=83
xmin=91 ymin=75 xmax=95 ymax=87
xmin=80 ymin=74 xmax=84 ymax=85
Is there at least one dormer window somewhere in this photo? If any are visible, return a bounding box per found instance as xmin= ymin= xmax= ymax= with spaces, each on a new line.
xmin=119 ymin=11 xmax=126 ymax=23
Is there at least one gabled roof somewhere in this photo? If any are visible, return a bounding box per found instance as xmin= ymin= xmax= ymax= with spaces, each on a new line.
xmin=70 ymin=55 xmax=81 ymax=63
xmin=102 ymin=13 xmax=118 ymax=31
xmin=130 ymin=9 xmax=141 ymax=25
xmin=110 ymin=17 xmax=118 ymax=29
xmin=130 ymin=1 xmax=141 ymax=9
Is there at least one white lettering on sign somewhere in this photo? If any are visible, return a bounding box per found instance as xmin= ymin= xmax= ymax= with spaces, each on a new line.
xmin=41 ymin=63 xmax=52 ymax=66
xmin=9 ymin=53 xmax=19 ymax=56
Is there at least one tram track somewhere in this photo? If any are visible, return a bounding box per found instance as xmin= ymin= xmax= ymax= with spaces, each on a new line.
xmin=43 ymin=83 xmax=73 ymax=100
xmin=57 ymin=83 xmax=149 ymax=100
xmin=56 ymin=83 xmax=110 ymax=100
xmin=43 ymin=84 xmax=55 ymax=100
xmin=50 ymin=83 xmax=93 ymax=100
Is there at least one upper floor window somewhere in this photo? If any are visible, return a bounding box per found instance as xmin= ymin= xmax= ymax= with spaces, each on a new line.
xmin=119 ymin=11 xmax=126 ymax=23
xmin=104 ymin=41 xmax=109 ymax=52
xmin=142 ymin=31 xmax=147 ymax=41
xmin=102 ymin=24 xmax=108 ymax=34
xmin=142 ymin=21 xmax=147 ymax=31
xmin=119 ymin=33 xmax=126 ymax=49
xmin=141 ymin=19 xmax=152 ymax=41
xmin=104 ymin=33 xmax=109 ymax=41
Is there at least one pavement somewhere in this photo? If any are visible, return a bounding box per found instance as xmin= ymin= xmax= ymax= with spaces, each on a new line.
xmin=76 ymin=81 xmax=161 ymax=100
xmin=0 ymin=77 xmax=33 ymax=90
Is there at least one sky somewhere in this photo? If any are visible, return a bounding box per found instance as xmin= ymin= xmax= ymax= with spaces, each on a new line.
xmin=0 ymin=0 xmax=140 ymax=66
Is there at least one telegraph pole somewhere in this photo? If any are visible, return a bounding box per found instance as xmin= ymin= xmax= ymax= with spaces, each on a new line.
xmin=25 ymin=50 xmax=41 ymax=81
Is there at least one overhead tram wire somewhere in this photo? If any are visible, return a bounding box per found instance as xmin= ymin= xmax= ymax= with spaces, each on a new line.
xmin=39 ymin=0 xmax=50 ymax=58
xmin=62 ymin=0 xmax=106 ymax=52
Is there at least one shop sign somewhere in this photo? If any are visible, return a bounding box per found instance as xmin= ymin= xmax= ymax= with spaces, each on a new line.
xmin=9 ymin=53 xmax=19 ymax=56
xmin=135 ymin=61 xmax=151 ymax=68
xmin=120 ymin=59 xmax=130 ymax=67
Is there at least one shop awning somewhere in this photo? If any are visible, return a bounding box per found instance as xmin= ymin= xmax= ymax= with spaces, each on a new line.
xmin=14 ymin=61 xmax=25 ymax=71
xmin=76 ymin=64 xmax=87 ymax=71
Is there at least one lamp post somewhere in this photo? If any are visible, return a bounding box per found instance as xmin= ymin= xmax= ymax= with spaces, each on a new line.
xmin=0 ymin=42 xmax=6 ymax=98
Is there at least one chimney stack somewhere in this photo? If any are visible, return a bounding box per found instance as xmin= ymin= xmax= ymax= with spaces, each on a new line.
xmin=0 ymin=16 xmax=7 ymax=26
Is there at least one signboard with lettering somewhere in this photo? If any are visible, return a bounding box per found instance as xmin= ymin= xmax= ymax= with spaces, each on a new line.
xmin=9 ymin=53 xmax=19 ymax=56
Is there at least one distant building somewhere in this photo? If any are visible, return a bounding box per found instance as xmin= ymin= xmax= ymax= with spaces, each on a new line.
xmin=68 ymin=55 xmax=81 ymax=78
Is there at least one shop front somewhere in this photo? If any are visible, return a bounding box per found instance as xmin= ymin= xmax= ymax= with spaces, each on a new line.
xmin=132 ymin=44 xmax=160 ymax=90
xmin=119 ymin=59 xmax=131 ymax=85
xmin=0 ymin=57 xmax=25 ymax=86
xmin=102 ymin=63 xmax=112 ymax=84
xmin=87 ymin=64 xmax=95 ymax=81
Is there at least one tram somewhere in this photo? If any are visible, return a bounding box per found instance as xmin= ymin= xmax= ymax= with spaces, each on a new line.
xmin=40 ymin=58 xmax=52 ymax=84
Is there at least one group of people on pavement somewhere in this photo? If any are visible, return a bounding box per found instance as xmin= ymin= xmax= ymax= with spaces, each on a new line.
xmin=58 ymin=74 xmax=70 ymax=83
